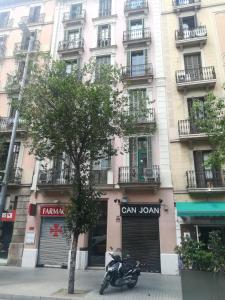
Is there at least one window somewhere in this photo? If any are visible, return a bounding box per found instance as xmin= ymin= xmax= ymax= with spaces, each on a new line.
xmin=98 ymin=24 xmax=111 ymax=47
xmin=99 ymin=0 xmax=111 ymax=17
xmin=65 ymin=59 xmax=79 ymax=74
xmin=96 ymin=55 xmax=111 ymax=79
xmin=129 ymin=89 xmax=147 ymax=116
xmin=0 ymin=142 xmax=20 ymax=171
xmin=128 ymin=49 xmax=147 ymax=76
xmin=0 ymin=11 xmax=10 ymax=28
xmin=179 ymin=15 xmax=196 ymax=30
xmin=64 ymin=29 xmax=81 ymax=48
xmin=70 ymin=3 xmax=82 ymax=18
xmin=0 ymin=35 xmax=6 ymax=56
xmin=130 ymin=0 xmax=145 ymax=9
xmin=21 ymin=30 xmax=37 ymax=50
xmin=187 ymin=97 xmax=206 ymax=120
xmin=28 ymin=6 xmax=41 ymax=23
xmin=129 ymin=19 xmax=144 ymax=39
xmin=184 ymin=53 xmax=201 ymax=71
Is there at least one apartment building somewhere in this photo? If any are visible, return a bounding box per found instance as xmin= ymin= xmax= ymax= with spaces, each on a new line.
xmin=162 ymin=0 xmax=225 ymax=246
xmin=21 ymin=0 xmax=178 ymax=274
xmin=0 ymin=0 xmax=56 ymax=265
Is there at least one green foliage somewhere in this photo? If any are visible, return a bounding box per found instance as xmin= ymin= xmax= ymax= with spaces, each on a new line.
xmin=191 ymin=91 xmax=225 ymax=168
xmin=176 ymin=231 xmax=225 ymax=273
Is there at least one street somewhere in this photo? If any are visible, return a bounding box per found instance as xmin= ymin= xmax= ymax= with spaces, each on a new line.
xmin=0 ymin=266 xmax=182 ymax=300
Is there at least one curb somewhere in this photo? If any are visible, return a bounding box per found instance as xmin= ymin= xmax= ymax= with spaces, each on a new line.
xmin=0 ymin=294 xmax=83 ymax=300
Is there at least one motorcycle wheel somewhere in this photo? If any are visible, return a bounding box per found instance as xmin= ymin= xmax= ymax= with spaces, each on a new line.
xmin=99 ymin=278 xmax=109 ymax=295
xmin=127 ymin=275 xmax=138 ymax=289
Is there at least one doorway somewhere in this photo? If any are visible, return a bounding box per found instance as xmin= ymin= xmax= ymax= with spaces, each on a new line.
xmin=88 ymin=201 xmax=107 ymax=266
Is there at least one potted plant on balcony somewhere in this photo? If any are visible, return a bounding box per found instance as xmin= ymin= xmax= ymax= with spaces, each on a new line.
xmin=176 ymin=231 xmax=225 ymax=300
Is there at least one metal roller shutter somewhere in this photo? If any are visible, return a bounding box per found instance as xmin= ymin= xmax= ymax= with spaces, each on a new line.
xmin=122 ymin=217 xmax=161 ymax=273
xmin=37 ymin=217 xmax=70 ymax=267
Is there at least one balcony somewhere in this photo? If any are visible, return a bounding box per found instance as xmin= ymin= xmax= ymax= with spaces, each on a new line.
xmin=0 ymin=168 xmax=23 ymax=185
xmin=123 ymin=28 xmax=151 ymax=48
xmin=175 ymin=26 xmax=207 ymax=49
xmin=58 ymin=39 xmax=84 ymax=56
xmin=0 ymin=19 xmax=13 ymax=30
xmin=91 ymin=170 xmax=109 ymax=188
xmin=172 ymin=0 xmax=201 ymax=12
xmin=122 ymin=63 xmax=153 ymax=84
xmin=124 ymin=0 xmax=149 ymax=16
xmin=176 ymin=66 xmax=216 ymax=91
xmin=97 ymin=38 xmax=111 ymax=48
xmin=178 ymin=119 xmax=207 ymax=141
xmin=0 ymin=117 xmax=26 ymax=134
xmin=63 ymin=10 xmax=86 ymax=26
xmin=20 ymin=14 xmax=45 ymax=25
xmin=14 ymin=40 xmax=40 ymax=55
xmin=118 ymin=165 xmax=160 ymax=190
xmin=186 ymin=170 xmax=225 ymax=193
xmin=130 ymin=108 xmax=156 ymax=133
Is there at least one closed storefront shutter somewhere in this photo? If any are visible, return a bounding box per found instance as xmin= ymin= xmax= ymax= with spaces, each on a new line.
xmin=122 ymin=217 xmax=160 ymax=273
xmin=37 ymin=217 xmax=70 ymax=267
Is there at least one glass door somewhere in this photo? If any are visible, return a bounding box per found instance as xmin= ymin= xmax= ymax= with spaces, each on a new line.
xmin=131 ymin=50 xmax=145 ymax=76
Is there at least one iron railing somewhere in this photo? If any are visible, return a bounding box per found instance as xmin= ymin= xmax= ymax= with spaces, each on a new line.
xmin=0 ymin=168 xmax=23 ymax=184
xmin=124 ymin=0 xmax=148 ymax=11
xmin=21 ymin=14 xmax=45 ymax=24
xmin=14 ymin=40 xmax=40 ymax=54
xmin=175 ymin=26 xmax=207 ymax=40
xmin=38 ymin=168 xmax=75 ymax=185
xmin=119 ymin=166 xmax=160 ymax=184
xmin=63 ymin=10 xmax=86 ymax=22
xmin=91 ymin=170 xmax=108 ymax=185
xmin=186 ymin=170 xmax=225 ymax=189
xmin=123 ymin=28 xmax=151 ymax=42
xmin=122 ymin=63 xmax=153 ymax=79
xmin=130 ymin=108 xmax=155 ymax=124
xmin=58 ymin=39 xmax=84 ymax=52
xmin=0 ymin=19 xmax=13 ymax=29
xmin=176 ymin=66 xmax=216 ymax=83
xmin=0 ymin=117 xmax=25 ymax=131
xmin=173 ymin=0 xmax=201 ymax=7
xmin=97 ymin=38 xmax=111 ymax=48
xmin=178 ymin=119 xmax=204 ymax=135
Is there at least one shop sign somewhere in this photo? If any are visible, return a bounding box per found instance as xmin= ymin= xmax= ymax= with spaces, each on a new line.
xmin=121 ymin=204 xmax=160 ymax=217
xmin=40 ymin=206 xmax=65 ymax=217
xmin=1 ymin=210 xmax=16 ymax=222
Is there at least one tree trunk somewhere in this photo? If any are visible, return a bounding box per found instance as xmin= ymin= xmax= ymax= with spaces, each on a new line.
xmin=68 ymin=233 xmax=78 ymax=294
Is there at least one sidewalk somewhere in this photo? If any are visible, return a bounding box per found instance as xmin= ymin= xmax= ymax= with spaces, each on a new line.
xmin=0 ymin=266 xmax=182 ymax=300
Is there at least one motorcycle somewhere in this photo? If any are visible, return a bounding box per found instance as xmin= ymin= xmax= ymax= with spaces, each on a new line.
xmin=99 ymin=252 xmax=141 ymax=295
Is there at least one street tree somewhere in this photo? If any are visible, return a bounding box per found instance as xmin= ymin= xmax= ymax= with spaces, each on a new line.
xmin=7 ymin=60 xmax=137 ymax=294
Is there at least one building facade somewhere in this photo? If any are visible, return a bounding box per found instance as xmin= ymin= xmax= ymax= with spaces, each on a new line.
xmin=21 ymin=0 xmax=178 ymax=274
xmin=162 ymin=0 xmax=225 ymax=246
xmin=0 ymin=0 xmax=56 ymax=265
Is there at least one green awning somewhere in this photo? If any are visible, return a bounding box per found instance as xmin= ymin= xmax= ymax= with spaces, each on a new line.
xmin=177 ymin=202 xmax=225 ymax=217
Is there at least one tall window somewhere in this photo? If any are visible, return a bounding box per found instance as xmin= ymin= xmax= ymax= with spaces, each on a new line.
xmin=70 ymin=3 xmax=82 ymax=18
xmin=129 ymin=19 xmax=144 ymax=39
xmin=96 ymin=55 xmax=111 ymax=79
xmin=98 ymin=24 xmax=111 ymax=47
xmin=128 ymin=49 xmax=147 ymax=76
xmin=0 ymin=11 xmax=10 ymax=28
xmin=0 ymin=35 xmax=5 ymax=56
xmin=129 ymin=89 xmax=147 ymax=115
xmin=65 ymin=58 xmax=80 ymax=74
xmin=0 ymin=142 xmax=20 ymax=171
xmin=99 ymin=0 xmax=111 ymax=17
xmin=21 ymin=30 xmax=37 ymax=50
xmin=28 ymin=6 xmax=41 ymax=23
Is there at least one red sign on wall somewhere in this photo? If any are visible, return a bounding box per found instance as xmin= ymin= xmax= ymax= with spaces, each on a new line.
xmin=40 ymin=206 xmax=65 ymax=217
xmin=1 ymin=210 xmax=16 ymax=222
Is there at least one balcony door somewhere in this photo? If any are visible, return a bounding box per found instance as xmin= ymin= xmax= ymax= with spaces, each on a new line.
xmin=184 ymin=53 xmax=202 ymax=80
xmin=130 ymin=136 xmax=152 ymax=182
xmin=129 ymin=19 xmax=143 ymax=39
xmin=28 ymin=6 xmax=41 ymax=23
xmin=70 ymin=3 xmax=82 ymax=18
xmin=66 ymin=29 xmax=81 ymax=48
xmin=129 ymin=50 xmax=147 ymax=76
xmin=193 ymin=151 xmax=222 ymax=188
xmin=187 ymin=97 xmax=205 ymax=134
xmin=129 ymin=89 xmax=147 ymax=122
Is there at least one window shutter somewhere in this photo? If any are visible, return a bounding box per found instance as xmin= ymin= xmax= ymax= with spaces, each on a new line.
xmin=147 ymin=136 xmax=152 ymax=168
xmin=129 ymin=137 xmax=137 ymax=168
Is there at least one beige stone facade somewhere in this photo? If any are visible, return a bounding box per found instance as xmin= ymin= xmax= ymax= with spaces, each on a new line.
xmin=162 ymin=0 xmax=225 ymax=244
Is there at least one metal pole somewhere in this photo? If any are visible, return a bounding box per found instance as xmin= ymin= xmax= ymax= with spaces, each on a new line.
xmin=0 ymin=35 xmax=34 ymax=219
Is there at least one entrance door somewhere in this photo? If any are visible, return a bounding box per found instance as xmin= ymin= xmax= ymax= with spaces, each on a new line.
xmin=122 ymin=216 xmax=161 ymax=272
xmin=88 ymin=201 xmax=107 ymax=266
xmin=0 ymin=222 xmax=13 ymax=259
xmin=37 ymin=217 xmax=70 ymax=267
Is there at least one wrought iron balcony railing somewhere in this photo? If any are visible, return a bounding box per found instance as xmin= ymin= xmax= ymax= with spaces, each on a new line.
xmin=97 ymin=38 xmax=111 ymax=48
xmin=91 ymin=170 xmax=108 ymax=185
xmin=58 ymin=39 xmax=84 ymax=52
xmin=123 ymin=27 xmax=151 ymax=42
xmin=186 ymin=170 xmax=225 ymax=189
xmin=21 ymin=14 xmax=45 ymax=24
xmin=14 ymin=40 xmax=40 ymax=54
xmin=38 ymin=168 xmax=75 ymax=185
xmin=176 ymin=66 xmax=216 ymax=83
xmin=63 ymin=10 xmax=86 ymax=22
xmin=175 ymin=26 xmax=207 ymax=40
xmin=178 ymin=119 xmax=204 ymax=136
xmin=124 ymin=0 xmax=148 ymax=11
xmin=0 ymin=168 xmax=23 ymax=184
xmin=0 ymin=19 xmax=13 ymax=29
xmin=99 ymin=8 xmax=111 ymax=17
xmin=130 ymin=108 xmax=155 ymax=124
xmin=122 ymin=63 xmax=153 ymax=79
xmin=119 ymin=165 xmax=160 ymax=184
xmin=0 ymin=117 xmax=25 ymax=132
xmin=173 ymin=0 xmax=201 ymax=7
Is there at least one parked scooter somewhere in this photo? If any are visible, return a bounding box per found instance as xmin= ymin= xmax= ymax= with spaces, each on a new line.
xmin=99 ymin=251 xmax=141 ymax=295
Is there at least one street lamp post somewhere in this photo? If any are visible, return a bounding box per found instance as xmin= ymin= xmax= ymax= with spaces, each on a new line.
xmin=0 ymin=23 xmax=34 ymax=220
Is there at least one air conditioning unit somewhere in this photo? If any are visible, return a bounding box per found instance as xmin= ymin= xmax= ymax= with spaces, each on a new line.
xmin=143 ymin=168 xmax=157 ymax=182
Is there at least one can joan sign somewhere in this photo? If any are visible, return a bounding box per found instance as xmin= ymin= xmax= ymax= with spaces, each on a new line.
xmin=121 ymin=204 xmax=160 ymax=217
